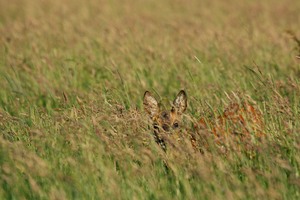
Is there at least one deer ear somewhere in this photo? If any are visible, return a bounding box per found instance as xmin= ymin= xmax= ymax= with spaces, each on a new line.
xmin=143 ymin=91 xmax=159 ymax=118
xmin=173 ymin=90 xmax=187 ymax=113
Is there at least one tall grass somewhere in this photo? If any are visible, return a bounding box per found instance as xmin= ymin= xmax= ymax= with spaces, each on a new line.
xmin=0 ymin=0 xmax=300 ymax=199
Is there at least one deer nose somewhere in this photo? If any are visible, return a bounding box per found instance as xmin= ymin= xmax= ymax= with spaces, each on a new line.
xmin=162 ymin=124 xmax=170 ymax=131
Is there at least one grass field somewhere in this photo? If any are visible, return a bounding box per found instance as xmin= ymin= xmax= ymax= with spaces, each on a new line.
xmin=1 ymin=0 xmax=300 ymax=199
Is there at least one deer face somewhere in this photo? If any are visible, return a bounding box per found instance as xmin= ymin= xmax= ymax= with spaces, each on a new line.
xmin=143 ymin=90 xmax=187 ymax=133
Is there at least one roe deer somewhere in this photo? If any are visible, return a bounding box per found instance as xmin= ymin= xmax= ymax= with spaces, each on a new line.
xmin=143 ymin=90 xmax=264 ymax=152
xmin=143 ymin=90 xmax=187 ymax=151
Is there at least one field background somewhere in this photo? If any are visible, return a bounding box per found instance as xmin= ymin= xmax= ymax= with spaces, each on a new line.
xmin=1 ymin=0 xmax=300 ymax=199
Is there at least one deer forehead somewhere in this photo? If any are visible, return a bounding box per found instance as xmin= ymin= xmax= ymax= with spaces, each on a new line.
xmin=154 ymin=110 xmax=179 ymax=123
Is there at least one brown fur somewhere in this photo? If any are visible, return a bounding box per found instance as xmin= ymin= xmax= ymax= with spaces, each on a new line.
xmin=143 ymin=90 xmax=187 ymax=151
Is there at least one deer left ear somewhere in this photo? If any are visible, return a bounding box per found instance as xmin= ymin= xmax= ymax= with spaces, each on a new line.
xmin=173 ymin=90 xmax=187 ymax=113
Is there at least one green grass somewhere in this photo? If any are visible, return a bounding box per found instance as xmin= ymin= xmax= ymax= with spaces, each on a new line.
xmin=1 ymin=0 xmax=300 ymax=199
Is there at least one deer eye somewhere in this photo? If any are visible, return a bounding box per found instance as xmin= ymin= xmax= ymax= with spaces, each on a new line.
xmin=162 ymin=124 xmax=169 ymax=131
xmin=173 ymin=122 xmax=179 ymax=128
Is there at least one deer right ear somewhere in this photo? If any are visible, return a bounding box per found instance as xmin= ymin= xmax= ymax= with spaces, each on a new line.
xmin=143 ymin=91 xmax=159 ymax=118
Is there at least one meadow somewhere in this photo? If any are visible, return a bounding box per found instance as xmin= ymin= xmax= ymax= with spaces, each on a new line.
xmin=0 ymin=0 xmax=300 ymax=199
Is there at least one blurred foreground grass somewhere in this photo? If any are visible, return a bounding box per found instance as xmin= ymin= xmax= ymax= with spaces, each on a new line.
xmin=0 ymin=0 xmax=300 ymax=199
